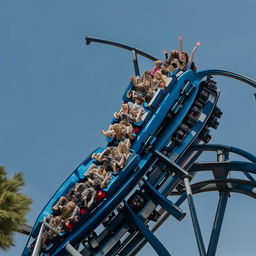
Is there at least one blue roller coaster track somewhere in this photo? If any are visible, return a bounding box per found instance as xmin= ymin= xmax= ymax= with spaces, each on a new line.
xmin=22 ymin=37 xmax=256 ymax=256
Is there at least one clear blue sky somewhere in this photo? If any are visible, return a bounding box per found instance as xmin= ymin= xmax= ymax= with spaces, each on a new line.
xmin=1 ymin=1 xmax=256 ymax=255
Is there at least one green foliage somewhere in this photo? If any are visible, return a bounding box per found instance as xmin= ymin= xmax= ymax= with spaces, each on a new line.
xmin=0 ymin=166 xmax=32 ymax=250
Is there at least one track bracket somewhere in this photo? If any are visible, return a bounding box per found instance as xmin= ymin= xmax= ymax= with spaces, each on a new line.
xmin=152 ymin=150 xmax=191 ymax=178
xmin=124 ymin=201 xmax=171 ymax=256
xmin=144 ymin=180 xmax=186 ymax=221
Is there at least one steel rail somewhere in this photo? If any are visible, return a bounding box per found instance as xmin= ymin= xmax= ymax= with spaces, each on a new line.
xmin=85 ymin=36 xmax=158 ymax=62
xmin=189 ymin=144 xmax=256 ymax=163
xmin=189 ymin=161 xmax=256 ymax=174
xmin=195 ymin=69 xmax=256 ymax=89
xmin=171 ymin=178 xmax=256 ymax=199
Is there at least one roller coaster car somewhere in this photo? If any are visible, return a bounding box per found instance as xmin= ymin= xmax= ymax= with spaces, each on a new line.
xmin=79 ymin=83 xmax=222 ymax=256
xmin=23 ymin=147 xmax=139 ymax=255
xmin=22 ymin=70 xmax=222 ymax=256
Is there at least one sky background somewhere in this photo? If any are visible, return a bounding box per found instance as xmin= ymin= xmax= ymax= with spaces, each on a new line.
xmin=1 ymin=1 xmax=256 ymax=255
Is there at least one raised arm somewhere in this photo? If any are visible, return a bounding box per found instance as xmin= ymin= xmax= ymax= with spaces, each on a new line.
xmin=189 ymin=41 xmax=201 ymax=64
xmin=178 ymin=36 xmax=183 ymax=58
xmin=162 ymin=49 xmax=168 ymax=60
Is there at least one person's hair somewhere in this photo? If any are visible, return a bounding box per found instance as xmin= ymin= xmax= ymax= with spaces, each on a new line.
xmin=143 ymin=72 xmax=154 ymax=88
xmin=170 ymin=50 xmax=179 ymax=60
xmin=97 ymin=165 xmax=107 ymax=176
xmin=118 ymin=141 xmax=130 ymax=155
xmin=111 ymin=123 xmax=121 ymax=140
xmin=143 ymin=70 xmax=151 ymax=76
xmin=171 ymin=58 xmax=181 ymax=69
xmin=182 ymin=51 xmax=189 ymax=63
xmin=122 ymin=103 xmax=129 ymax=113
xmin=155 ymin=70 xmax=163 ymax=79
xmin=130 ymin=76 xmax=136 ymax=85
xmin=164 ymin=60 xmax=171 ymax=66
xmin=155 ymin=60 xmax=162 ymax=68
xmin=103 ymin=147 xmax=111 ymax=154
xmin=66 ymin=201 xmax=75 ymax=210
xmin=143 ymin=71 xmax=153 ymax=80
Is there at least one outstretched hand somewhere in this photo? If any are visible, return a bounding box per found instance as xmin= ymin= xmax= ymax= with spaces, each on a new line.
xmin=196 ymin=41 xmax=202 ymax=47
xmin=179 ymin=36 xmax=183 ymax=41
xmin=162 ymin=49 xmax=167 ymax=55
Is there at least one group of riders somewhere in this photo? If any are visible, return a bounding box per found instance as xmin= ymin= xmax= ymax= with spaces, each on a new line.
xmin=41 ymin=36 xmax=201 ymax=248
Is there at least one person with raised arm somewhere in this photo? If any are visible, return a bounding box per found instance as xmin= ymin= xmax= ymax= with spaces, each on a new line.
xmin=162 ymin=49 xmax=180 ymax=63
xmin=179 ymin=39 xmax=201 ymax=71
xmin=162 ymin=36 xmax=183 ymax=72
xmin=179 ymin=35 xmax=189 ymax=70
xmin=162 ymin=49 xmax=168 ymax=60
xmin=188 ymin=41 xmax=201 ymax=71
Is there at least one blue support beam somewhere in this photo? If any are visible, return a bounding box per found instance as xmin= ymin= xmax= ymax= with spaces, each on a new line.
xmin=132 ymin=50 xmax=140 ymax=77
xmin=124 ymin=201 xmax=171 ymax=256
xmin=144 ymin=181 xmax=186 ymax=221
xmin=243 ymin=172 xmax=256 ymax=182
xmin=183 ymin=177 xmax=206 ymax=256
xmin=207 ymin=193 xmax=229 ymax=256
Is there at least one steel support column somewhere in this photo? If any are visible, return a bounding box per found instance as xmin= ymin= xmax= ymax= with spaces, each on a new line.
xmin=207 ymin=193 xmax=228 ymax=256
xmin=183 ymin=177 xmax=206 ymax=256
xmin=206 ymin=148 xmax=229 ymax=256
xmin=132 ymin=50 xmax=140 ymax=77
